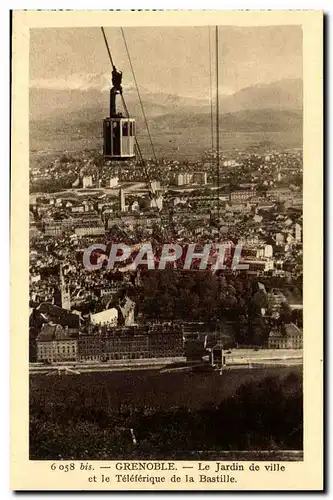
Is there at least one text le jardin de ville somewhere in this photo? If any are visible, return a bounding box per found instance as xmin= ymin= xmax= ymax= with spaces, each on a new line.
xmin=49 ymin=461 xmax=287 ymax=485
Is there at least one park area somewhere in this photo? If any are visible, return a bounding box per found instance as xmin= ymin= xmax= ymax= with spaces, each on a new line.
xmin=30 ymin=366 xmax=302 ymax=460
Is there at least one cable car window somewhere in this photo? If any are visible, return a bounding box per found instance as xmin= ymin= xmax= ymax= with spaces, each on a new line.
xmin=112 ymin=121 xmax=121 ymax=156
xmin=122 ymin=121 xmax=129 ymax=137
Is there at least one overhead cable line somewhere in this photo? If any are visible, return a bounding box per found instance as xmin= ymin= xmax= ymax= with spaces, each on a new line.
xmin=208 ymin=26 xmax=214 ymax=153
xmin=101 ymin=27 xmax=115 ymax=68
xmin=121 ymin=27 xmax=158 ymax=165
xmin=215 ymin=25 xmax=220 ymax=224
xmin=100 ymin=27 xmax=164 ymax=222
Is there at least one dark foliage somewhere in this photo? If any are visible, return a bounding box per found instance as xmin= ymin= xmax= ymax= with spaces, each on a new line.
xmin=30 ymin=370 xmax=302 ymax=460
xmin=133 ymin=270 xmax=269 ymax=345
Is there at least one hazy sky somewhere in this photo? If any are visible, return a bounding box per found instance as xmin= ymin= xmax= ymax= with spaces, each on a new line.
xmin=30 ymin=26 xmax=302 ymax=98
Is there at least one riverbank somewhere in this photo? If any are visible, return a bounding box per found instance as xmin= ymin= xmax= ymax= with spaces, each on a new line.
xmin=29 ymin=356 xmax=187 ymax=374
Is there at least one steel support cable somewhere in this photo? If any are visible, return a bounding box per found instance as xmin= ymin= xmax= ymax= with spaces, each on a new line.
xmin=120 ymin=27 xmax=158 ymax=165
xmin=100 ymin=28 xmax=157 ymax=197
xmin=120 ymin=94 xmax=158 ymax=206
xmin=215 ymin=25 xmax=222 ymax=317
xmin=119 ymin=30 xmax=161 ymax=214
xmin=208 ymin=26 xmax=214 ymax=153
xmin=101 ymin=27 xmax=115 ymax=69
xmin=215 ymin=25 xmax=220 ymax=224
xmin=100 ymin=27 xmax=164 ymax=228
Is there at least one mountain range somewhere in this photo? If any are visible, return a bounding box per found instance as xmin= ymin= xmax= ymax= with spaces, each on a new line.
xmin=30 ymin=77 xmax=302 ymax=157
xmin=30 ymin=78 xmax=302 ymax=122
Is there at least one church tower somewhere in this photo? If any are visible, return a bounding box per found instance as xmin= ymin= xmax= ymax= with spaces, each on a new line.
xmin=60 ymin=265 xmax=71 ymax=311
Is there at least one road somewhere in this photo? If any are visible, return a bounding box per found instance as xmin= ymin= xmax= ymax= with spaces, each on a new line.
xmin=224 ymin=348 xmax=302 ymax=366
xmin=29 ymin=349 xmax=302 ymax=374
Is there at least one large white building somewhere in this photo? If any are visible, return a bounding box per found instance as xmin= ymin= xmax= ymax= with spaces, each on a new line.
xmin=109 ymin=176 xmax=119 ymax=188
xmin=238 ymin=258 xmax=274 ymax=273
xmin=150 ymin=180 xmax=161 ymax=191
xmin=267 ymin=323 xmax=303 ymax=349
xmin=36 ymin=324 xmax=78 ymax=363
xmin=74 ymin=226 xmax=105 ymax=236
xmin=90 ymin=308 xmax=118 ymax=326
xmin=230 ymin=190 xmax=254 ymax=201
xmin=295 ymin=223 xmax=302 ymax=242
xmin=256 ymin=245 xmax=273 ymax=259
xmin=82 ymin=175 xmax=93 ymax=188
xmin=150 ymin=195 xmax=163 ymax=210
xmin=176 ymin=173 xmax=193 ymax=186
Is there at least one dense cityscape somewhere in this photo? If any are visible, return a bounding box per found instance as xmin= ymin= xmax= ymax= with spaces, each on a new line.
xmin=29 ymin=145 xmax=304 ymax=460
xmin=29 ymin=24 xmax=303 ymax=461
xmin=29 ymin=147 xmax=303 ymax=365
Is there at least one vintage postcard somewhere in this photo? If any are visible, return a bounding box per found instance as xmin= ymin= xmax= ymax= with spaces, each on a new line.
xmin=11 ymin=10 xmax=323 ymax=491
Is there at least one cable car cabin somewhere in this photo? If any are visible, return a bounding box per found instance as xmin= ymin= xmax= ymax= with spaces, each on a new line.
xmin=103 ymin=117 xmax=136 ymax=160
xmin=103 ymin=68 xmax=136 ymax=160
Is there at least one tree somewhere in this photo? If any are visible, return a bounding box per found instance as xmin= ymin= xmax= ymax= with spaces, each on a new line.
xmin=235 ymin=314 xmax=248 ymax=344
xmin=251 ymin=316 xmax=267 ymax=345
xmin=250 ymin=291 xmax=267 ymax=315
xmin=280 ymin=302 xmax=292 ymax=324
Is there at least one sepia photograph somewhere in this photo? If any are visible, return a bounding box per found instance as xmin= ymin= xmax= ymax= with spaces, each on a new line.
xmin=11 ymin=10 xmax=323 ymax=491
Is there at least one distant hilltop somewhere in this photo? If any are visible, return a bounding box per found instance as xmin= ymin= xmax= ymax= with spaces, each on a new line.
xmin=29 ymin=77 xmax=302 ymax=157
xmin=30 ymin=77 xmax=302 ymax=122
